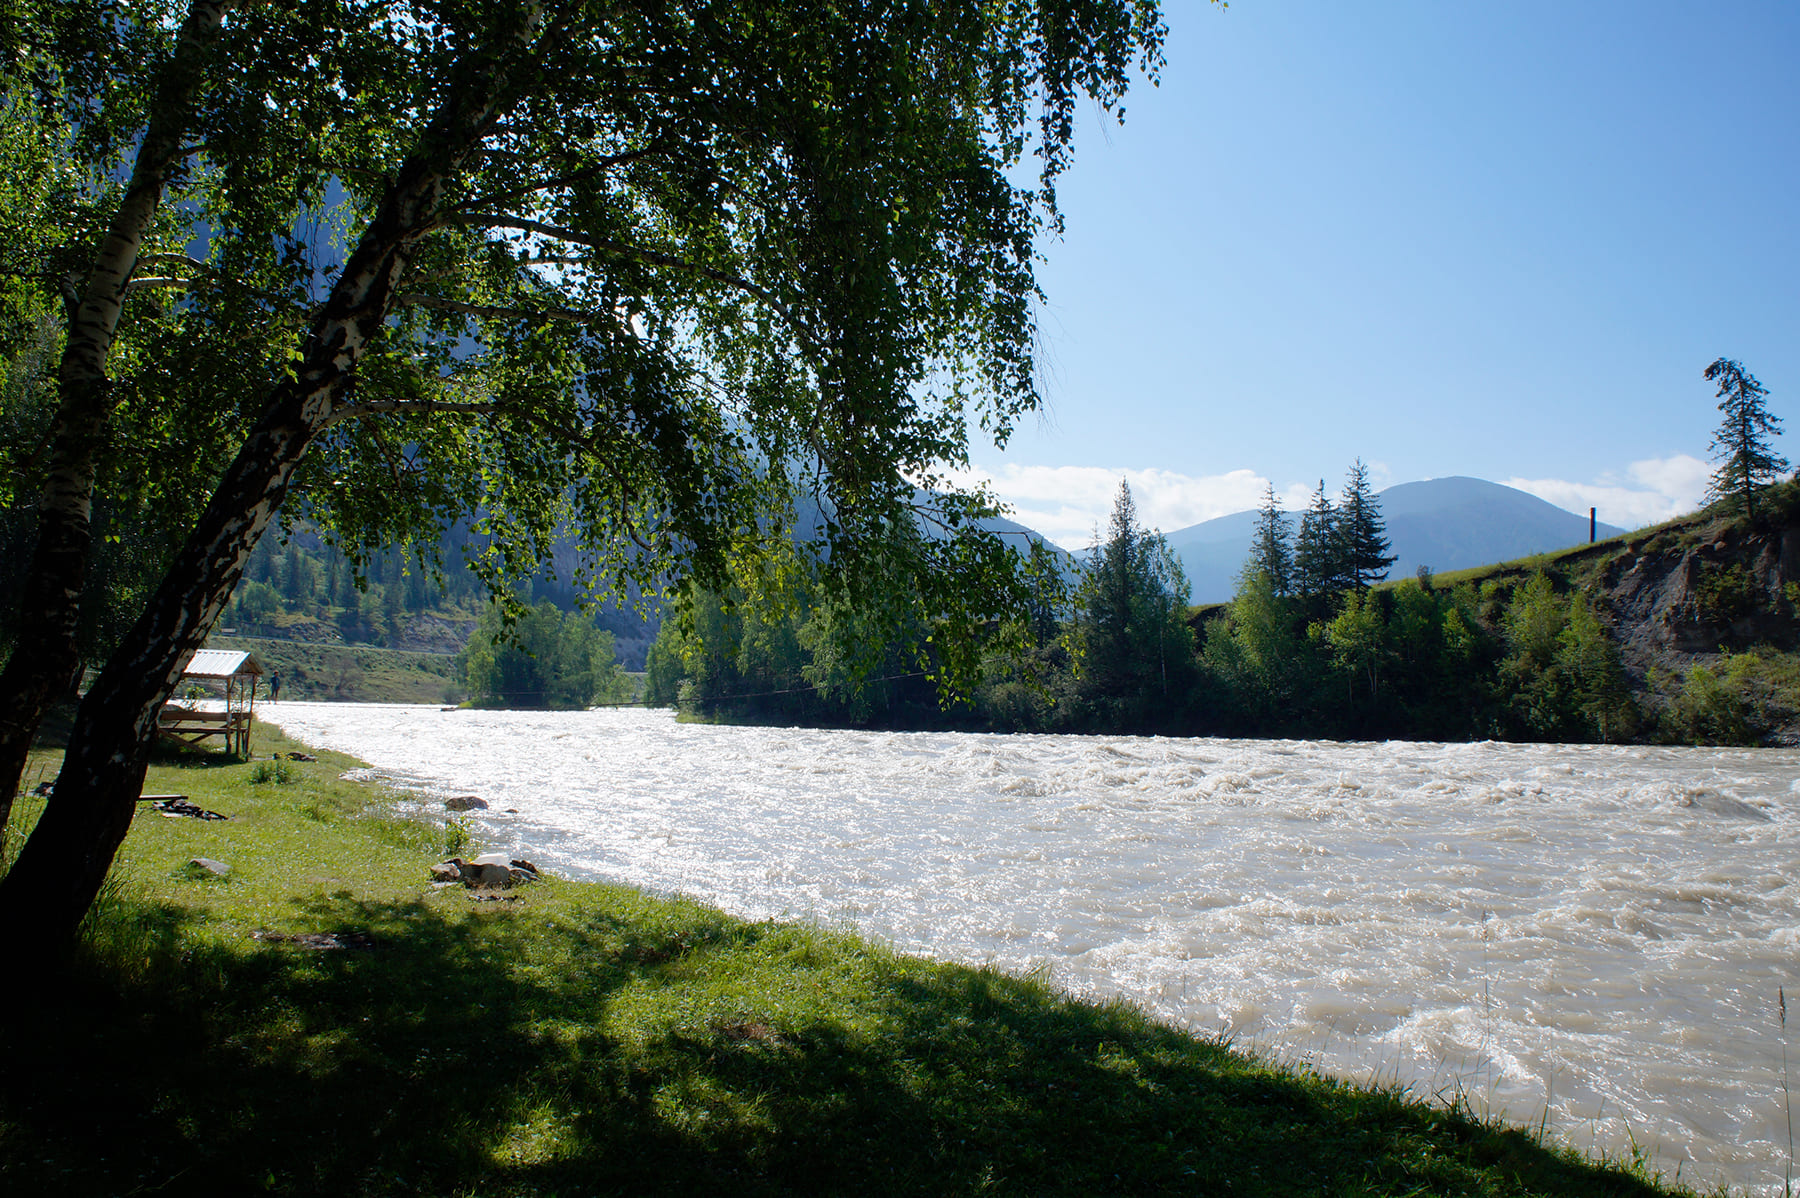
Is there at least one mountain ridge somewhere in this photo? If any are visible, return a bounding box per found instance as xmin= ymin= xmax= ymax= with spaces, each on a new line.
xmin=1154 ymin=476 xmax=1629 ymax=603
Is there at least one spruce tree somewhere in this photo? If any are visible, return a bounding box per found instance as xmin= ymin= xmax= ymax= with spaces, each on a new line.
xmin=1075 ymin=480 xmax=1194 ymax=716
xmin=1704 ymin=357 xmax=1786 ymax=519
xmin=1338 ymin=459 xmax=1396 ymax=590
xmin=1292 ymin=479 xmax=1340 ymax=597
xmin=1245 ymin=482 xmax=1293 ymax=595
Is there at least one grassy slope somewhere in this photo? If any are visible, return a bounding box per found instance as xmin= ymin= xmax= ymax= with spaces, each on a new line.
xmin=1416 ymin=486 xmax=1777 ymax=597
xmin=1 ymin=731 xmax=1689 ymax=1197
xmin=209 ymin=635 xmax=464 ymax=704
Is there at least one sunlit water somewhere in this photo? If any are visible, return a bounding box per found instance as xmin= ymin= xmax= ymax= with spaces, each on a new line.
xmin=268 ymin=702 xmax=1800 ymax=1193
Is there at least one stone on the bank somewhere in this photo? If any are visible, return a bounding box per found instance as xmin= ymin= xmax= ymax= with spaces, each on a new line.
xmin=445 ymin=795 xmax=488 ymax=812
xmin=189 ymin=857 xmax=231 ymax=877
xmin=430 ymin=852 xmax=541 ymax=888
xmin=468 ymin=862 xmax=512 ymax=887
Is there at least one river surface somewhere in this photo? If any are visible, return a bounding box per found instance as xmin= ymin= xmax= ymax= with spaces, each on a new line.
xmin=268 ymin=702 xmax=1800 ymax=1193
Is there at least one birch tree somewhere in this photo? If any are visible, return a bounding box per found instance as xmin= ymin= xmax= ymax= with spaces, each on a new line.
xmin=0 ymin=0 xmax=1170 ymax=949
xmin=0 ymin=0 xmax=239 ymax=834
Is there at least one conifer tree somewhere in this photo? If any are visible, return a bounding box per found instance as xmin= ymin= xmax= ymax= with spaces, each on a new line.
xmin=1245 ymin=482 xmax=1293 ymax=595
xmin=1338 ymin=459 xmax=1396 ymax=590
xmin=1073 ymin=480 xmax=1193 ymax=716
xmin=1704 ymin=358 xmax=1786 ymax=519
xmin=1292 ymin=479 xmax=1340 ymax=597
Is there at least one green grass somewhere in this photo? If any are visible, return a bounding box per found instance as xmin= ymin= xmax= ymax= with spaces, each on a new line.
xmin=0 ymin=730 xmax=1698 ymax=1197
xmin=210 ymin=635 xmax=463 ymax=704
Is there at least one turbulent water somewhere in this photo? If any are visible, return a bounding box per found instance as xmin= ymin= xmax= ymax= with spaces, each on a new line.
xmin=268 ymin=703 xmax=1800 ymax=1193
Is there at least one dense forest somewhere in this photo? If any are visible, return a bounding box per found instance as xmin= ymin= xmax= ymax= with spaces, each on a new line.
xmin=209 ymin=524 xmax=661 ymax=663
xmin=647 ymin=467 xmax=1800 ymax=747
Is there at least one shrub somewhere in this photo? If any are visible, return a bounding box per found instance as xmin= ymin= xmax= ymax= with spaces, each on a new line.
xmin=249 ymin=760 xmax=294 ymax=785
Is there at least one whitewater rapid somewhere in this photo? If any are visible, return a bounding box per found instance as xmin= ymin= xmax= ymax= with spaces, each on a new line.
xmin=267 ymin=703 xmax=1800 ymax=1193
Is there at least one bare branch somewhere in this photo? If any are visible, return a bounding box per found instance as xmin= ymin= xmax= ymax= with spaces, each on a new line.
xmin=138 ymin=252 xmax=208 ymax=272
xmin=123 ymin=276 xmax=193 ymax=293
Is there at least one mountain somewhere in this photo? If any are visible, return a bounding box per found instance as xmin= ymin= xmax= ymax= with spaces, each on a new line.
xmin=1162 ymin=476 xmax=1627 ymax=603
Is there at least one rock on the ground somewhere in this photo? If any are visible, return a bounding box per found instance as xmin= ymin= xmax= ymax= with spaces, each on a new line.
xmin=431 ymin=853 xmax=542 ymax=888
xmin=468 ymin=862 xmax=512 ymax=887
xmin=189 ymin=857 xmax=231 ymax=877
xmin=444 ymin=795 xmax=488 ymax=811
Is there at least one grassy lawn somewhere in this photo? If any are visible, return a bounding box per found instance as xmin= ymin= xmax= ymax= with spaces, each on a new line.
xmin=0 ymin=729 xmax=1694 ymax=1197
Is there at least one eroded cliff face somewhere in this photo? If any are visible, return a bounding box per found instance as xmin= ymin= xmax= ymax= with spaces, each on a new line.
xmin=1598 ymin=514 xmax=1800 ymax=666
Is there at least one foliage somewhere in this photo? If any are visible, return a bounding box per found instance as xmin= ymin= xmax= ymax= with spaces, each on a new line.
xmin=1065 ymin=481 xmax=1195 ymax=730
xmin=248 ymin=758 xmax=294 ymax=784
xmin=1292 ymin=477 xmax=1342 ymax=600
xmin=1704 ymin=357 xmax=1786 ymax=519
xmin=1657 ymin=647 xmax=1800 ymax=745
xmin=460 ymin=600 xmax=634 ymax=709
xmin=1201 ymin=568 xmax=1316 ymax=732
xmin=1497 ymin=573 xmax=1637 ymax=743
xmin=643 ymin=582 xmax=952 ymax=727
xmin=2 ymin=0 xmax=1180 ymax=944
xmin=1245 ymin=481 xmax=1292 ymax=596
xmin=1337 ymin=458 xmax=1396 ymax=591
xmin=1317 ymin=587 xmax=1385 ymax=705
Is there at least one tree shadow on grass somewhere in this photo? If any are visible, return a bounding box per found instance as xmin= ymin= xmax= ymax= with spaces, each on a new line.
xmin=1 ymin=897 xmax=1683 ymax=1198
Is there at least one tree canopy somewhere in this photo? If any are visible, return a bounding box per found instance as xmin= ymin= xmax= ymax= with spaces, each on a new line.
xmin=1337 ymin=458 xmax=1395 ymax=591
xmin=1068 ymin=480 xmax=1193 ymax=725
xmin=0 ymin=0 xmax=1170 ymax=947
xmin=1245 ymin=481 xmax=1292 ymax=596
xmin=1704 ymin=357 xmax=1785 ymax=518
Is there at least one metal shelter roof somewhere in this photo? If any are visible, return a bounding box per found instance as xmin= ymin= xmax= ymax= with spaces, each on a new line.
xmin=181 ymin=649 xmax=265 ymax=679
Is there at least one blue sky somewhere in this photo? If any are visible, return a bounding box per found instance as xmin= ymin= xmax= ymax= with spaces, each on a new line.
xmin=959 ymin=0 xmax=1799 ymax=547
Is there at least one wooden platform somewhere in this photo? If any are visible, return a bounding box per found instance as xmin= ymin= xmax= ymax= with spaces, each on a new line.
xmin=157 ymin=706 xmax=254 ymax=756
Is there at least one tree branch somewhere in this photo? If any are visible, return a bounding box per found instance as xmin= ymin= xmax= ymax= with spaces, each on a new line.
xmin=453 ymin=213 xmax=816 ymax=349
xmin=393 ymin=293 xmax=595 ymax=324
xmin=123 ymin=276 xmax=193 ymax=293
xmin=325 ymin=397 xmax=500 ymax=427
xmin=456 ymin=141 xmax=666 ymax=214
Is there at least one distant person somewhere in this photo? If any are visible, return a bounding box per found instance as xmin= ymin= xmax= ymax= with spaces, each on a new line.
xmin=269 ymin=672 xmax=282 ymax=702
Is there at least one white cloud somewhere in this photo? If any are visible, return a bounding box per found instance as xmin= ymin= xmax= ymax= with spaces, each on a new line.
xmin=1502 ymin=454 xmax=1711 ymax=530
xmin=952 ymin=455 xmax=1715 ymax=548
xmin=952 ymin=464 xmax=1289 ymax=548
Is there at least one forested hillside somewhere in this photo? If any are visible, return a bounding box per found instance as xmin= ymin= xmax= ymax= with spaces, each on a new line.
xmin=651 ymin=477 xmax=1800 ymax=747
xmin=215 ymin=524 xmax=660 ymax=660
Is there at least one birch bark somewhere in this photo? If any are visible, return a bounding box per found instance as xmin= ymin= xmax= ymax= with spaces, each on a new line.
xmin=0 ymin=10 xmax=539 ymax=949
xmin=0 ymin=0 xmax=234 ymax=833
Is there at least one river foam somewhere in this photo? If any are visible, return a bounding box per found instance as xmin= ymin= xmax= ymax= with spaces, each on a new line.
xmin=267 ymin=703 xmax=1800 ymax=1193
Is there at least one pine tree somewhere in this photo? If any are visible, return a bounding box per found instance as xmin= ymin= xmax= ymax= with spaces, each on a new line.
xmin=1074 ymin=480 xmax=1194 ymax=716
xmin=1292 ymin=479 xmax=1340 ymax=597
xmin=1086 ymin=480 xmax=1145 ymax=682
xmin=1338 ymin=459 xmax=1396 ymax=590
xmin=1704 ymin=357 xmax=1786 ymax=519
xmin=1245 ymin=482 xmax=1293 ymax=595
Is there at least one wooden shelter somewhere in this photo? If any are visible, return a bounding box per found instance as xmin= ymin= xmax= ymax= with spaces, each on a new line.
xmin=157 ymin=649 xmax=264 ymax=757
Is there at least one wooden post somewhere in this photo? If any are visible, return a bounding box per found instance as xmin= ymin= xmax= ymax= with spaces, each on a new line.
xmin=1590 ymin=507 xmax=1596 ymax=543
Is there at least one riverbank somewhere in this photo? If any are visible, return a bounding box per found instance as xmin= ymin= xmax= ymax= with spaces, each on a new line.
xmin=0 ymin=731 xmax=1694 ymax=1196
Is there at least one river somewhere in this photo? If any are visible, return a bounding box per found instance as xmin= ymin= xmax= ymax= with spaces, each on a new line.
xmin=267 ymin=702 xmax=1799 ymax=1193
